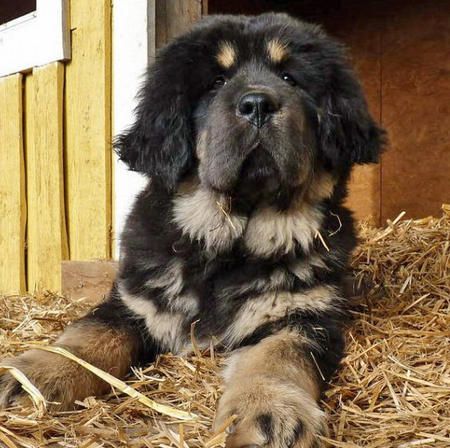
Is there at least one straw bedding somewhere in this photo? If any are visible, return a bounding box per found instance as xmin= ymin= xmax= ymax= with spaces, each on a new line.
xmin=0 ymin=206 xmax=449 ymax=447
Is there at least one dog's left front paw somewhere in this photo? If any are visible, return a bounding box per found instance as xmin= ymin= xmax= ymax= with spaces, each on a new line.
xmin=214 ymin=376 xmax=327 ymax=448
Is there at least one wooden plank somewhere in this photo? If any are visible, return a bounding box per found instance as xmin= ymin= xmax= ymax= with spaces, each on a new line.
xmin=0 ymin=74 xmax=26 ymax=294
xmin=26 ymin=63 xmax=68 ymax=293
xmin=61 ymin=260 xmax=118 ymax=305
xmin=65 ymin=0 xmax=112 ymax=260
xmin=381 ymin=0 xmax=450 ymax=221
xmin=156 ymin=0 xmax=203 ymax=47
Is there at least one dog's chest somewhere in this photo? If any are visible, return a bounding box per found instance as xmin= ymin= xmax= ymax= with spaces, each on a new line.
xmin=172 ymin=187 xmax=324 ymax=258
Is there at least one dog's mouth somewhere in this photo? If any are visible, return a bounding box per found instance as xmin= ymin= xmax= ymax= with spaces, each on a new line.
xmin=228 ymin=145 xmax=283 ymax=204
xmin=237 ymin=146 xmax=279 ymax=186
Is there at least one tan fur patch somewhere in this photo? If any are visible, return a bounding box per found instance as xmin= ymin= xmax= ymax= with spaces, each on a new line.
xmin=244 ymin=201 xmax=323 ymax=257
xmin=120 ymin=290 xmax=188 ymax=353
xmin=145 ymin=259 xmax=184 ymax=297
xmin=0 ymin=322 xmax=137 ymax=410
xmin=306 ymin=171 xmax=337 ymax=202
xmin=287 ymin=254 xmax=330 ymax=284
xmin=173 ymin=187 xmax=247 ymax=253
xmin=216 ymin=41 xmax=237 ymax=68
xmin=287 ymin=259 xmax=314 ymax=283
xmin=215 ymin=331 xmax=326 ymax=447
xmin=223 ymin=285 xmax=339 ymax=347
xmin=223 ymin=330 xmax=321 ymax=398
xmin=267 ymin=39 xmax=288 ymax=63
xmin=196 ymin=130 xmax=208 ymax=160
xmin=216 ymin=267 xmax=292 ymax=300
xmin=57 ymin=322 xmax=136 ymax=378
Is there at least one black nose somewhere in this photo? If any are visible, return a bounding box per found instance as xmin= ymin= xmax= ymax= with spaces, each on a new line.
xmin=237 ymin=91 xmax=280 ymax=128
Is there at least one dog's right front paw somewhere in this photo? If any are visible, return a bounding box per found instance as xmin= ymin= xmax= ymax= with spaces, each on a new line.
xmin=0 ymin=349 xmax=103 ymax=410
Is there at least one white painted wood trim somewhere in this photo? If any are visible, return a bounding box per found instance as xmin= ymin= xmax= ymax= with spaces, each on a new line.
xmin=112 ymin=0 xmax=155 ymax=258
xmin=0 ymin=0 xmax=70 ymax=77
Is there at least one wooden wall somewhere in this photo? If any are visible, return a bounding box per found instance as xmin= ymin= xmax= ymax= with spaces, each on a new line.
xmin=0 ymin=0 xmax=207 ymax=295
xmin=208 ymin=0 xmax=450 ymax=224
xmin=0 ymin=0 xmax=112 ymax=294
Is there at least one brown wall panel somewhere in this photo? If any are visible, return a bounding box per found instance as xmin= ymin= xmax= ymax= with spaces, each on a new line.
xmin=324 ymin=6 xmax=382 ymax=224
xmin=381 ymin=0 xmax=450 ymax=221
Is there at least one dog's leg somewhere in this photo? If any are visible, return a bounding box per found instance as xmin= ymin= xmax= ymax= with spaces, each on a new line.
xmin=215 ymin=330 xmax=332 ymax=448
xmin=0 ymin=290 xmax=151 ymax=410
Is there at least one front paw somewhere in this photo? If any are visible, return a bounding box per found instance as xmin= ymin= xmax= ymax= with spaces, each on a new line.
xmin=0 ymin=349 xmax=103 ymax=410
xmin=214 ymin=376 xmax=327 ymax=448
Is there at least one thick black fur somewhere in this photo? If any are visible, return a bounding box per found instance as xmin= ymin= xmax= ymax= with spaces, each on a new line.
xmin=106 ymin=12 xmax=385 ymax=390
xmin=116 ymin=13 xmax=384 ymax=192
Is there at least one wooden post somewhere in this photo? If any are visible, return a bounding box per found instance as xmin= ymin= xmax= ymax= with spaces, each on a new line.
xmin=155 ymin=0 xmax=203 ymax=47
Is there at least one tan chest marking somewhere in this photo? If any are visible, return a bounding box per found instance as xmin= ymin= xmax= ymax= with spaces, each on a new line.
xmin=173 ymin=187 xmax=247 ymax=252
xmin=244 ymin=202 xmax=323 ymax=257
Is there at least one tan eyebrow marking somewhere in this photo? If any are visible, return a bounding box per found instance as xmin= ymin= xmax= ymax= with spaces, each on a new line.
xmin=216 ymin=41 xmax=237 ymax=68
xmin=267 ymin=39 xmax=289 ymax=63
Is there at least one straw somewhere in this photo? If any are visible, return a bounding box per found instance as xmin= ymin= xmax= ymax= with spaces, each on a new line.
xmin=31 ymin=345 xmax=197 ymax=421
xmin=0 ymin=205 xmax=449 ymax=447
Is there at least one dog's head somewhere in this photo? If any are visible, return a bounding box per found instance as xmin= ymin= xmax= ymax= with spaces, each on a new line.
xmin=116 ymin=13 xmax=385 ymax=203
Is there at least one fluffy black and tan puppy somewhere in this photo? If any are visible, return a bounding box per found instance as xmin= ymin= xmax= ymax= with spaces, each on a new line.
xmin=0 ymin=13 xmax=385 ymax=447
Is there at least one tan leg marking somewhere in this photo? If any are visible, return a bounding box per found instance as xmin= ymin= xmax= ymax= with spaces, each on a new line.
xmin=0 ymin=321 xmax=138 ymax=410
xmin=215 ymin=331 xmax=327 ymax=448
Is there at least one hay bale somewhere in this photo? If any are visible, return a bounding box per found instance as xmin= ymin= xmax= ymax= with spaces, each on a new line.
xmin=1 ymin=206 xmax=449 ymax=447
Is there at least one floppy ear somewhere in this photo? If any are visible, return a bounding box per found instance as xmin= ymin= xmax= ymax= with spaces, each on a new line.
xmin=114 ymin=48 xmax=195 ymax=192
xmin=319 ymin=67 xmax=386 ymax=169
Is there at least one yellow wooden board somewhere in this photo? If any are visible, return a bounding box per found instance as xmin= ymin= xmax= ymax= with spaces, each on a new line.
xmin=26 ymin=63 xmax=69 ymax=292
xmin=0 ymin=74 xmax=26 ymax=293
xmin=65 ymin=0 xmax=112 ymax=260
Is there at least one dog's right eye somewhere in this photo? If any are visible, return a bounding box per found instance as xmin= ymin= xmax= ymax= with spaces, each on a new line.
xmin=212 ymin=75 xmax=227 ymax=89
xmin=281 ymin=73 xmax=297 ymax=87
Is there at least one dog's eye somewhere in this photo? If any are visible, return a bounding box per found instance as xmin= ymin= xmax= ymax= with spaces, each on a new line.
xmin=212 ymin=75 xmax=227 ymax=88
xmin=281 ymin=73 xmax=297 ymax=86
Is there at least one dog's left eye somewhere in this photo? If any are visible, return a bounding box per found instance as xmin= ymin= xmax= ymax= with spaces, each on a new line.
xmin=281 ymin=73 xmax=297 ymax=86
xmin=212 ymin=75 xmax=227 ymax=89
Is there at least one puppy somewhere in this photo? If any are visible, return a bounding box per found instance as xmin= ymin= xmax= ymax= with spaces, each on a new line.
xmin=0 ymin=13 xmax=385 ymax=448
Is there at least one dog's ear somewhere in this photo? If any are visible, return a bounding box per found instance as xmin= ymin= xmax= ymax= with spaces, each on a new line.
xmin=114 ymin=46 xmax=195 ymax=192
xmin=318 ymin=66 xmax=386 ymax=169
